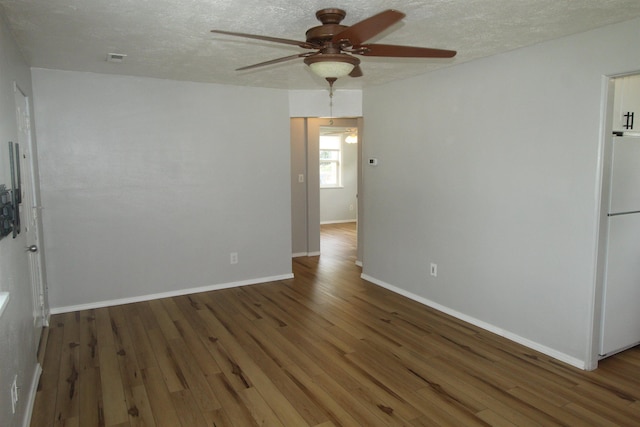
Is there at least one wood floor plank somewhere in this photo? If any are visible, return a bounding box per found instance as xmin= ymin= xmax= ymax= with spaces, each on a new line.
xmin=206 ymin=373 xmax=259 ymax=427
xmin=144 ymin=324 xmax=188 ymax=393
xmin=414 ymin=385 xmax=491 ymax=427
xmin=169 ymin=389 xmax=210 ymax=427
xmin=281 ymin=364 xmax=363 ymax=427
xmin=31 ymin=223 xmax=640 ymax=427
xmin=220 ymin=314 xmax=332 ymax=425
xmin=476 ymin=409 xmax=519 ymax=427
xmin=78 ymin=310 xmax=102 ymax=426
xmin=166 ymin=336 xmax=222 ymax=413
xmin=566 ymin=383 xmax=640 ymax=426
xmin=124 ymin=306 xmax=160 ymax=371
xmin=563 ymin=402 xmax=621 ymax=427
xmin=238 ymin=387 xmax=286 ymax=427
xmin=54 ymin=312 xmax=80 ymax=425
xmin=507 ymin=386 xmax=593 ymax=426
xmin=205 ymin=408 xmax=234 ymax=427
xmin=31 ymin=317 xmax=64 ymax=427
xmin=308 ymin=373 xmax=404 ymax=427
xmin=172 ymin=295 xmax=224 ymax=375
xmin=126 ymin=384 xmax=158 ymax=427
xmin=109 ymin=305 xmax=158 ymax=426
xmin=139 ymin=366 xmax=183 ymax=427
xmin=427 ymin=356 xmax=555 ymax=426
xmin=148 ymin=299 xmax=181 ymax=341
xmin=94 ymin=308 xmax=130 ymax=427
xmin=108 ymin=310 xmax=153 ymax=426
xmin=277 ymin=320 xmax=420 ymax=424
xmin=196 ymin=299 xmax=311 ymax=427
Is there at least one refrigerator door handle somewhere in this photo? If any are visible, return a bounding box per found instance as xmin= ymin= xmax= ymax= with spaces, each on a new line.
xmin=608 ymin=210 xmax=640 ymax=217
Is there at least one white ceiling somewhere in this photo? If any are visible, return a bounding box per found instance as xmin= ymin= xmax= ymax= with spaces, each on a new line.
xmin=1 ymin=0 xmax=639 ymax=90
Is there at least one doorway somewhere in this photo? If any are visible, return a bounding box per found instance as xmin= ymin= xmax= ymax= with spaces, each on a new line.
xmin=290 ymin=117 xmax=363 ymax=264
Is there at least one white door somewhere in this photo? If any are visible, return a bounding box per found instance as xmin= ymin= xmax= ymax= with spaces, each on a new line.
xmin=14 ymin=84 xmax=48 ymax=341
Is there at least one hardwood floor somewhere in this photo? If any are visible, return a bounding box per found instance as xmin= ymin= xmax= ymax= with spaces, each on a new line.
xmin=32 ymin=222 xmax=640 ymax=426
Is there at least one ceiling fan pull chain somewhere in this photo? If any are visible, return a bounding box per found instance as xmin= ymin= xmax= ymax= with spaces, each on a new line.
xmin=326 ymin=77 xmax=336 ymax=122
xmin=330 ymin=90 xmax=333 ymax=122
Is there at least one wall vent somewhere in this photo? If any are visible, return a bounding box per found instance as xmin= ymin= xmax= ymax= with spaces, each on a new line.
xmin=106 ymin=53 xmax=127 ymax=63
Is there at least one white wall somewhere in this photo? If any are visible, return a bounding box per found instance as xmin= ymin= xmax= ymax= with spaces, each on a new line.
xmin=289 ymin=89 xmax=362 ymax=117
xmin=0 ymin=13 xmax=41 ymax=427
xmin=32 ymin=69 xmax=293 ymax=311
xmin=362 ymin=18 xmax=640 ymax=368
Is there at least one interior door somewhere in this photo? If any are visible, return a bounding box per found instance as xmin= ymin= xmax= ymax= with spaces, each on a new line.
xmin=14 ymin=84 xmax=48 ymax=340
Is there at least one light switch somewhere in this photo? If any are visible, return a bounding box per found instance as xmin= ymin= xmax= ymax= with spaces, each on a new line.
xmin=298 ymin=174 xmax=304 ymax=183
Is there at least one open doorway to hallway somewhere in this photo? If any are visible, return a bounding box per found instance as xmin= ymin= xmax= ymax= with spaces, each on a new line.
xmin=290 ymin=117 xmax=363 ymax=264
xmin=319 ymin=125 xmax=358 ymax=261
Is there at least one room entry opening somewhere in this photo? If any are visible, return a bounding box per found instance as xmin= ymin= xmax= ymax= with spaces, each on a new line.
xmin=290 ymin=117 xmax=363 ymax=264
xmin=319 ymin=125 xmax=359 ymax=259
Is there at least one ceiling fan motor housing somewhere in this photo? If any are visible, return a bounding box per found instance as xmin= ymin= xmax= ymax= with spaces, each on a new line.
xmin=316 ymin=8 xmax=346 ymax=24
xmin=306 ymin=8 xmax=348 ymax=44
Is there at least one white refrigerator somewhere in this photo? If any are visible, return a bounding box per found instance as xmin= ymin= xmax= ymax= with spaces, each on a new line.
xmin=600 ymin=135 xmax=640 ymax=356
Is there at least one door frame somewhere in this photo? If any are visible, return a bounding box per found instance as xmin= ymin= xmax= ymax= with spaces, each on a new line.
xmin=290 ymin=117 xmax=364 ymax=262
xmin=14 ymin=82 xmax=49 ymax=334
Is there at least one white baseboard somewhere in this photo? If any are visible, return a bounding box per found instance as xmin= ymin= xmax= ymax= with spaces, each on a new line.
xmin=23 ymin=363 xmax=42 ymax=427
xmin=320 ymin=220 xmax=357 ymax=225
xmin=50 ymin=273 xmax=294 ymax=314
xmin=360 ymin=273 xmax=586 ymax=370
xmin=292 ymin=252 xmax=322 ymax=257
xmin=355 ymin=260 xmax=363 ymax=267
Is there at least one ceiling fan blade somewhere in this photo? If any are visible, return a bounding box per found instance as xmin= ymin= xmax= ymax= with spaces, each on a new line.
xmin=332 ymin=9 xmax=405 ymax=46
xmin=349 ymin=65 xmax=363 ymax=77
xmin=236 ymin=53 xmax=315 ymax=71
xmin=211 ymin=30 xmax=318 ymax=49
xmin=355 ymin=43 xmax=456 ymax=58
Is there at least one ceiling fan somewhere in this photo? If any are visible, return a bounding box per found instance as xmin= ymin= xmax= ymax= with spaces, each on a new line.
xmin=211 ymin=8 xmax=456 ymax=86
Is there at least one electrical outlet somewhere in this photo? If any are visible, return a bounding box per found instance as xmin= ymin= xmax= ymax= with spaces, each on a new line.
xmin=230 ymin=252 xmax=238 ymax=264
xmin=430 ymin=263 xmax=438 ymax=277
xmin=349 ymin=204 xmax=354 ymax=211
xmin=10 ymin=375 xmax=18 ymax=414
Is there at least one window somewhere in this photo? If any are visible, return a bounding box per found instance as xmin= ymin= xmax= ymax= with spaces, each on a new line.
xmin=320 ymin=135 xmax=341 ymax=187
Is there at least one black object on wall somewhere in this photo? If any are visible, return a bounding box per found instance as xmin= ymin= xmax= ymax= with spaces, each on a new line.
xmin=1 ymin=141 xmax=23 ymax=241
xmin=0 ymin=184 xmax=13 ymax=238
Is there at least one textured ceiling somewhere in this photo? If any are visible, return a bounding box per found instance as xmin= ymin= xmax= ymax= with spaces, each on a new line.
xmin=1 ymin=0 xmax=640 ymax=90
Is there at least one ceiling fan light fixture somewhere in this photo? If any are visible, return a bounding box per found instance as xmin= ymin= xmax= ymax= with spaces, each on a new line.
xmin=304 ymin=53 xmax=360 ymax=79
